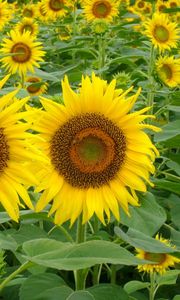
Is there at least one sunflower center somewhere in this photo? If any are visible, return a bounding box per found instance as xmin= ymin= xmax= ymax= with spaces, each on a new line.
xmin=92 ymin=1 xmax=112 ymax=18
xmin=170 ymin=2 xmax=177 ymax=7
xmin=160 ymin=64 xmax=173 ymax=80
xmin=145 ymin=252 xmax=166 ymax=264
xmin=27 ymin=77 xmax=41 ymax=93
xmin=23 ymin=8 xmax=33 ymax=18
xmin=11 ymin=42 xmax=31 ymax=63
xmin=158 ymin=5 xmax=166 ymax=12
xmin=50 ymin=113 xmax=126 ymax=189
xmin=137 ymin=1 xmax=145 ymax=9
xmin=21 ymin=24 xmax=33 ymax=34
xmin=0 ymin=128 xmax=9 ymax=174
xmin=153 ymin=25 xmax=169 ymax=43
xmin=49 ymin=0 xmax=64 ymax=11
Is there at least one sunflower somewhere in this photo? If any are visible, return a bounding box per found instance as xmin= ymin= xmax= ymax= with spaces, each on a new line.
xmin=0 ymin=88 xmax=41 ymax=221
xmin=169 ymin=0 xmax=180 ymax=8
xmin=15 ymin=18 xmax=39 ymax=36
xmin=42 ymin=0 xmax=69 ymax=20
xmin=83 ymin=0 xmax=119 ymax=22
xmin=22 ymin=4 xmax=36 ymax=19
xmin=31 ymin=74 xmax=160 ymax=226
xmin=0 ymin=0 xmax=11 ymax=31
xmin=155 ymin=1 xmax=169 ymax=13
xmin=144 ymin=13 xmax=179 ymax=52
xmin=156 ymin=55 xmax=180 ymax=87
xmin=136 ymin=234 xmax=180 ymax=274
xmin=36 ymin=1 xmax=49 ymax=23
xmin=25 ymin=76 xmax=48 ymax=96
xmin=0 ymin=30 xmax=45 ymax=76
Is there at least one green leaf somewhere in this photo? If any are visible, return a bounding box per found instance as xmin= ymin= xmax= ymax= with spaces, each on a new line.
xmin=124 ymin=281 xmax=149 ymax=294
xmin=173 ymin=296 xmax=180 ymax=300
xmin=12 ymin=224 xmax=47 ymax=245
xmin=170 ymin=227 xmax=180 ymax=248
xmin=120 ymin=192 xmax=166 ymax=235
xmin=156 ymin=270 xmax=180 ymax=286
xmin=88 ymin=284 xmax=129 ymax=300
xmin=0 ymin=212 xmax=11 ymax=223
xmin=67 ymin=291 xmax=95 ymax=300
xmin=0 ymin=232 xmax=17 ymax=250
xmin=167 ymin=105 xmax=180 ymax=113
xmin=154 ymin=120 xmax=180 ymax=142
xmin=114 ymin=227 xmax=179 ymax=254
xmin=153 ymin=179 xmax=180 ymax=196
xmin=22 ymin=239 xmax=143 ymax=270
xmin=35 ymin=286 xmax=73 ymax=300
xmin=166 ymin=160 xmax=180 ymax=176
xmin=19 ymin=273 xmax=67 ymax=300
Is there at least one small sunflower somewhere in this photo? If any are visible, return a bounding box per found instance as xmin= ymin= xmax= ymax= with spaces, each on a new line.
xmin=0 ymin=88 xmax=40 ymax=221
xmin=25 ymin=76 xmax=48 ymax=95
xmin=136 ymin=234 xmax=180 ymax=274
xmin=21 ymin=4 xmax=36 ymax=19
xmin=42 ymin=0 xmax=69 ymax=20
xmin=0 ymin=30 xmax=45 ymax=76
xmin=156 ymin=55 xmax=180 ymax=87
xmin=30 ymin=74 xmax=160 ymax=226
xmin=144 ymin=13 xmax=179 ymax=52
xmin=56 ymin=25 xmax=72 ymax=41
xmin=169 ymin=0 xmax=180 ymax=8
xmin=83 ymin=0 xmax=119 ymax=22
xmin=0 ymin=0 xmax=11 ymax=31
xmin=15 ymin=18 xmax=39 ymax=36
xmin=155 ymin=1 xmax=169 ymax=13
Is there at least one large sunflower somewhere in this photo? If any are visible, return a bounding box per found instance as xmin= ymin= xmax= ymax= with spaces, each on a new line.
xmin=31 ymin=74 xmax=160 ymax=226
xmin=144 ymin=13 xmax=179 ymax=52
xmin=0 ymin=88 xmax=41 ymax=221
xmin=136 ymin=234 xmax=180 ymax=274
xmin=42 ymin=0 xmax=69 ymax=20
xmin=156 ymin=55 xmax=180 ymax=88
xmin=83 ymin=0 xmax=119 ymax=22
xmin=0 ymin=30 xmax=45 ymax=76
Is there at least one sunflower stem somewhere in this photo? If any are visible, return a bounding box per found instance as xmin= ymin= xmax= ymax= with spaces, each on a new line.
xmin=98 ymin=35 xmax=106 ymax=78
xmin=0 ymin=261 xmax=33 ymax=293
xmin=72 ymin=1 xmax=77 ymax=63
xmin=149 ymin=272 xmax=156 ymax=300
xmin=75 ymin=215 xmax=87 ymax=290
xmin=147 ymin=44 xmax=155 ymax=118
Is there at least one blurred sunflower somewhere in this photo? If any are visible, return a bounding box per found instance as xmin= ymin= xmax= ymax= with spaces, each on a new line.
xmin=83 ymin=0 xmax=119 ymax=22
xmin=169 ymin=0 xmax=179 ymax=8
xmin=25 ymin=76 xmax=48 ymax=95
xmin=156 ymin=55 xmax=180 ymax=87
xmin=0 ymin=30 xmax=45 ymax=76
xmin=0 ymin=87 xmax=39 ymax=221
xmin=155 ymin=1 xmax=169 ymax=13
xmin=31 ymin=74 xmax=160 ymax=226
xmin=42 ymin=0 xmax=69 ymax=20
xmin=144 ymin=13 xmax=179 ymax=52
xmin=36 ymin=1 xmax=49 ymax=23
xmin=16 ymin=18 xmax=39 ymax=36
xmin=0 ymin=0 xmax=11 ymax=31
xmin=136 ymin=234 xmax=180 ymax=274
xmin=22 ymin=4 xmax=36 ymax=18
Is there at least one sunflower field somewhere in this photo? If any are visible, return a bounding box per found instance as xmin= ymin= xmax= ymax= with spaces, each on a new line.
xmin=0 ymin=0 xmax=180 ymax=299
